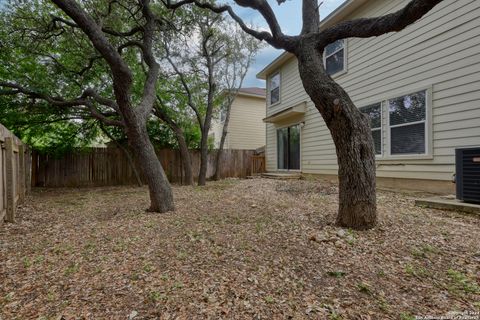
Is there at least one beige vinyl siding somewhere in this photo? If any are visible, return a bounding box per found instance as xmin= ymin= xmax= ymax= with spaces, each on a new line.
xmin=223 ymin=95 xmax=266 ymax=150
xmin=210 ymin=120 xmax=224 ymax=148
xmin=266 ymin=123 xmax=277 ymax=171
xmin=264 ymin=0 xmax=480 ymax=181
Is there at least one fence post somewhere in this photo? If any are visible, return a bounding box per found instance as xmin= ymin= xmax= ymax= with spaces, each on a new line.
xmin=25 ymin=147 xmax=32 ymax=194
xmin=5 ymin=137 xmax=15 ymax=223
xmin=31 ymin=150 xmax=37 ymax=188
xmin=18 ymin=144 xmax=26 ymax=202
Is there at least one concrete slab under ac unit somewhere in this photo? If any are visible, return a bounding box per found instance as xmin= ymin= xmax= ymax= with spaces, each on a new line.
xmin=415 ymin=195 xmax=480 ymax=216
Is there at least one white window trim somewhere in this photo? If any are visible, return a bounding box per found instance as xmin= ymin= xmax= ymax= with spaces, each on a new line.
xmin=358 ymin=86 xmax=433 ymax=161
xmin=384 ymin=87 xmax=433 ymax=160
xmin=268 ymin=71 xmax=281 ymax=107
xmin=323 ymin=39 xmax=348 ymax=77
xmin=359 ymin=102 xmax=383 ymax=157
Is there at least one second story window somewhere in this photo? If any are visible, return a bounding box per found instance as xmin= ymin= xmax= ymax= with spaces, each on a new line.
xmin=269 ymin=72 xmax=280 ymax=105
xmin=324 ymin=39 xmax=346 ymax=76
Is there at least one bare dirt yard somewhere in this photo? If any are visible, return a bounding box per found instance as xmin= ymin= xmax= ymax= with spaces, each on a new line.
xmin=1 ymin=178 xmax=479 ymax=319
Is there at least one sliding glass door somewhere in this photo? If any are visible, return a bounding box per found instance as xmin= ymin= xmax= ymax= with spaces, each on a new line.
xmin=277 ymin=124 xmax=300 ymax=170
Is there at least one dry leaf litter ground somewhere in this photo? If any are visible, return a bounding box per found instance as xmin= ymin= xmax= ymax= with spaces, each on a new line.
xmin=0 ymin=178 xmax=479 ymax=320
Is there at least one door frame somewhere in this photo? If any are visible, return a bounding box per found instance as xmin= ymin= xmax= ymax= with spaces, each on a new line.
xmin=276 ymin=122 xmax=302 ymax=172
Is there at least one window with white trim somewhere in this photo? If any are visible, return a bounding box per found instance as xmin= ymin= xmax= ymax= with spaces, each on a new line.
xmin=388 ymin=90 xmax=427 ymax=155
xmin=269 ymin=72 xmax=280 ymax=105
xmin=360 ymin=103 xmax=382 ymax=155
xmin=324 ymin=39 xmax=346 ymax=76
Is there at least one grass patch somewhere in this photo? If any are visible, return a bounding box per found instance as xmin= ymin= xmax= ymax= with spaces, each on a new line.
xmin=64 ymin=263 xmax=80 ymax=276
xmin=327 ymin=271 xmax=346 ymax=278
xmin=143 ymin=263 xmax=154 ymax=273
xmin=411 ymin=244 xmax=440 ymax=259
xmin=377 ymin=297 xmax=390 ymax=312
xmin=447 ymin=269 xmax=480 ymax=294
xmin=405 ymin=264 xmax=429 ymax=278
xmin=22 ymin=257 xmax=32 ymax=269
xmin=357 ymin=282 xmax=373 ymax=295
xmin=329 ymin=312 xmax=343 ymax=320
xmin=52 ymin=244 xmax=73 ymax=255
xmin=172 ymin=282 xmax=184 ymax=290
xmin=264 ymin=296 xmax=274 ymax=304
xmin=149 ymin=291 xmax=167 ymax=303
xmin=400 ymin=312 xmax=415 ymax=320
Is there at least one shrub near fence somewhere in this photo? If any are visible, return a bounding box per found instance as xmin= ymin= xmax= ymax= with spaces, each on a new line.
xmin=32 ymin=148 xmax=257 ymax=187
xmin=0 ymin=124 xmax=31 ymax=223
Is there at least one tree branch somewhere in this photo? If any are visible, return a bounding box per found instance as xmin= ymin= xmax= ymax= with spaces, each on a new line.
xmin=51 ymin=0 xmax=133 ymax=111
xmin=51 ymin=15 xmax=144 ymax=37
xmin=0 ymin=82 xmax=124 ymax=127
xmin=117 ymin=40 xmax=145 ymax=54
xmin=83 ymin=88 xmax=120 ymax=113
xmin=153 ymin=96 xmax=177 ymax=128
xmin=136 ymin=0 xmax=161 ymax=119
xmin=163 ymin=45 xmax=204 ymax=131
xmin=0 ymin=81 xmax=86 ymax=107
xmin=301 ymin=0 xmax=321 ymax=35
xmin=164 ymin=0 xmax=299 ymax=51
xmin=78 ymin=55 xmax=103 ymax=76
xmin=85 ymin=101 xmax=123 ymax=128
xmin=314 ymin=0 xmax=444 ymax=48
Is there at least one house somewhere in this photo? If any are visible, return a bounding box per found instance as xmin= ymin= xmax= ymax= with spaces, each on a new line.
xmin=210 ymin=87 xmax=266 ymax=150
xmin=257 ymin=0 xmax=480 ymax=193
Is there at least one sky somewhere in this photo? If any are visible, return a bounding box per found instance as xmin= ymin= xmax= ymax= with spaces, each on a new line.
xmin=236 ymin=0 xmax=347 ymax=88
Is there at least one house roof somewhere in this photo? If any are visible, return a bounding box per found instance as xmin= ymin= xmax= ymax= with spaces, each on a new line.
xmin=256 ymin=0 xmax=369 ymax=79
xmin=236 ymin=87 xmax=266 ymax=98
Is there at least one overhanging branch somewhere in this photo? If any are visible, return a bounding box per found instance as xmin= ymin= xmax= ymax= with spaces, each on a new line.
xmin=164 ymin=0 xmax=299 ymax=51
xmin=314 ymin=0 xmax=444 ymax=48
xmin=51 ymin=15 xmax=144 ymax=37
xmin=0 ymin=82 xmax=124 ymax=127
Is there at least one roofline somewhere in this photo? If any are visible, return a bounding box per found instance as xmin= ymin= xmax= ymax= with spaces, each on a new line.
xmin=237 ymin=91 xmax=266 ymax=99
xmin=256 ymin=52 xmax=294 ymax=80
xmin=256 ymin=0 xmax=368 ymax=80
xmin=221 ymin=89 xmax=266 ymax=99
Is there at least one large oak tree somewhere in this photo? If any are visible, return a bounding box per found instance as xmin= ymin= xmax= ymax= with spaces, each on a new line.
xmin=167 ymin=0 xmax=445 ymax=229
xmin=1 ymin=0 xmax=176 ymax=212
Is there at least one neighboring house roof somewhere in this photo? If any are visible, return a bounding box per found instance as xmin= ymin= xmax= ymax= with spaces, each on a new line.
xmin=237 ymin=87 xmax=266 ymax=98
xmin=256 ymin=0 xmax=369 ymax=79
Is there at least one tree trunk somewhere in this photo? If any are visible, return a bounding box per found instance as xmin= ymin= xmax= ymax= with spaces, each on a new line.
xmin=154 ymin=104 xmax=194 ymax=186
xmin=198 ymin=38 xmax=216 ymax=187
xmin=297 ymin=45 xmax=377 ymax=230
xmin=213 ymin=138 xmax=225 ymax=181
xmin=172 ymin=126 xmax=194 ymax=186
xmin=213 ymin=104 xmax=232 ymax=181
xmin=127 ymin=123 xmax=175 ymax=212
xmin=330 ymin=114 xmax=377 ymax=230
xmin=198 ymin=130 xmax=209 ymax=186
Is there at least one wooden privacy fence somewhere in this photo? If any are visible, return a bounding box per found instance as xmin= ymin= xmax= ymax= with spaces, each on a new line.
xmin=251 ymin=155 xmax=266 ymax=175
xmin=32 ymin=148 xmax=257 ymax=187
xmin=0 ymin=124 xmax=31 ymax=223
